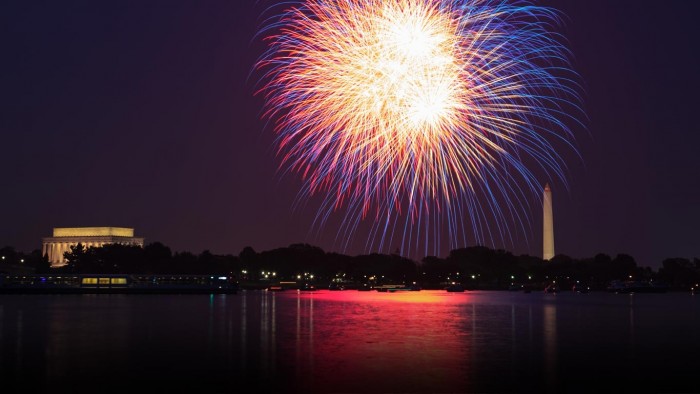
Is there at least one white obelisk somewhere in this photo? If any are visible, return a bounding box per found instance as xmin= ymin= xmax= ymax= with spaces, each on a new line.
xmin=543 ymin=183 xmax=555 ymax=260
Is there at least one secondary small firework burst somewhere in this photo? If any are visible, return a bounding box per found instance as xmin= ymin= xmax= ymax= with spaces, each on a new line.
xmin=256 ymin=0 xmax=581 ymax=255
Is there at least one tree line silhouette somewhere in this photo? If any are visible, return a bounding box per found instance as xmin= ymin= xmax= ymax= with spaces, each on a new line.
xmin=1 ymin=243 xmax=699 ymax=290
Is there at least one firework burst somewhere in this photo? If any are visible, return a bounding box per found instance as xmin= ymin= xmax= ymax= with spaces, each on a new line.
xmin=256 ymin=0 xmax=581 ymax=255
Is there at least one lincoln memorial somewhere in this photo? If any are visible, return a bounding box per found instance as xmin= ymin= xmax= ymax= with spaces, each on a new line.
xmin=42 ymin=227 xmax=144 ymax=267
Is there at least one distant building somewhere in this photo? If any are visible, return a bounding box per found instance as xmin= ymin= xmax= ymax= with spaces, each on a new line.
xmin=42 ymin=227 xmax=144 ymax=267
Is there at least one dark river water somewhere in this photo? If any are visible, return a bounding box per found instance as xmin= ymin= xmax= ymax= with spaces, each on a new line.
xmin=1 ymin=290 xmax=699 ymax=393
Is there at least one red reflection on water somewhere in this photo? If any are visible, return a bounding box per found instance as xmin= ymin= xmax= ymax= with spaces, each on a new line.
xmin=299 ymin=289 xmax=472 ymax=304
xmin=274 ymin=290 xmax=475 ymax=393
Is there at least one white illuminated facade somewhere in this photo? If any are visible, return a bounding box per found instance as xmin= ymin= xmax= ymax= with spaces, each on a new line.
xmin=42 ymin=227 xmax=144 ymax=267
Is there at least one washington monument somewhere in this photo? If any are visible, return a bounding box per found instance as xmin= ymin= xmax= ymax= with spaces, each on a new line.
xmin=543 ymin=183 xmax=555 ymax=260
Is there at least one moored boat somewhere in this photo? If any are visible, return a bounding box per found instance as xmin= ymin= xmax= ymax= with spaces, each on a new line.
xmin=445 ymin=283 xmax=465 ymax=292
xmin=374 ymin=284 xmax=408 ymax=292
xmin=407 ymin=283 xmax=422 ymax=291
xmin=298 ymin=283 xmax=317 ymax=291
xmin=607 ymin=280 xmax=668 ymax=294
xmin=328 ymin=282 xmax=344 ymax=291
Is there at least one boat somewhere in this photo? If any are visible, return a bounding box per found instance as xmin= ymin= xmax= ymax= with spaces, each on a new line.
xmin=606 ymin=280 xmax=626 ymax=293
xmin=0 ymin=274 xmax=238 ymax=294
xmin=445 ymin=283 xmax=465 ymax=292
xmin=373 ymin=284 xmax=420 ymax=292
xmin=328 ymin=282 xmax=345 ymax=291
xmin=298 ymin=283 xmax=317 ymax=291
xmin=357 ymin=283 xmax=372 ymax=291
xmin=544 ymin=283 xmax=559 ymax=293
xmin=374 ymin=284 xmax=403 ymax=292
xmin=572 ymin=283 xmax=590 ymax=293
xmin=607 ymin=280 xmax=668 ymax=294
xmin=269 ymin=281 xmax=298 ymax=291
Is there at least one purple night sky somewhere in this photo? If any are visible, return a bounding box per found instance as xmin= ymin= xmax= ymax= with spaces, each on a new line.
xmin=0 ymin=1 xmax=698 ymax=268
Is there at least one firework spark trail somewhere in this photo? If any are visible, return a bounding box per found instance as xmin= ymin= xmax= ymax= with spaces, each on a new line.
xmin=256 ymin=0 xmax=582 ymax=256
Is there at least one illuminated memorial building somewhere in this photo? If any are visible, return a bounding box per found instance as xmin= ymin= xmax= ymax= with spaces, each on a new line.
xmin=42 ymin=227 xmax=144 ymax=267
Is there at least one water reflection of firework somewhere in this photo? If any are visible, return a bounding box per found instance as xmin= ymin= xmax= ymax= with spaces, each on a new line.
xmin=256 ymin=0 xmax=581 ymax=255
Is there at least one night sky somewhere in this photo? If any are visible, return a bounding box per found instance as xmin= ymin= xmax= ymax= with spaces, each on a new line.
xmin=1 ymin=1 xmax=698 ymax=268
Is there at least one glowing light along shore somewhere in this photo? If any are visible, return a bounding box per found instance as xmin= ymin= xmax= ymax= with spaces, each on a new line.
xmin=256 ymin=0 xmax=581 ymax=256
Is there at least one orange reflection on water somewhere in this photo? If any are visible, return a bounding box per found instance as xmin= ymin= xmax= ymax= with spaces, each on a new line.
xmin=296 ymin=289 xmax=472 ymax=304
